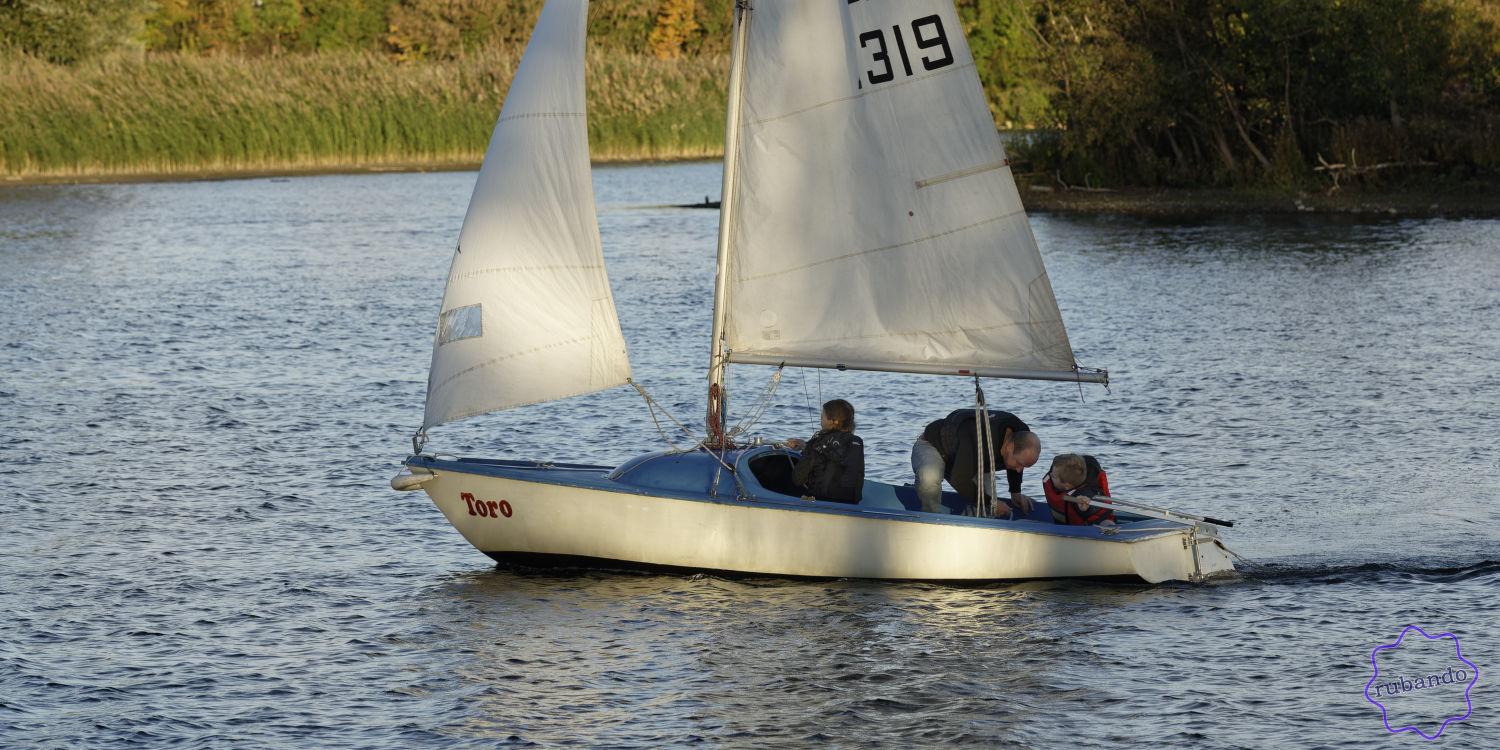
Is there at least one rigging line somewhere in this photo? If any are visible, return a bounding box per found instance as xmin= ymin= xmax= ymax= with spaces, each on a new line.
xmin=714 ymin=447 xmax=752 ymax=502
xmin=735 ymin=369 xmax=774 ymax=435
xmin=729 ymin=366 xmax=784 ymax=438
xmin=974 ymin=376 xmax=1000 ymax=519
xmin=799 ymin=368 xmax=814 ymax=425
xmin=628 ymin=380 xmax=699 ymax=452
xmin=629 ymin=380 xmax=741 ymax=475
xmin=1219 ymin=542 xmax=1268 ymax=572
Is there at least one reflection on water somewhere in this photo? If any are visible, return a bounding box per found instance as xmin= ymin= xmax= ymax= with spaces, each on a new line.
xmin=425 ymin=570 xmax=1157 ymax=746
xmin=2 ymin=166 xmax=1498 ymax=748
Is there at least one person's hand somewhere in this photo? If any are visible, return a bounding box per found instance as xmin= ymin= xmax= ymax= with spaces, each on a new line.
xmin=786 ymin=438 xmax=806 ymax=450
xmin=1010 ymin=492 xmax=1034 ymax=515
xmin=1070 ymin=494 xmax=1091 ymax=510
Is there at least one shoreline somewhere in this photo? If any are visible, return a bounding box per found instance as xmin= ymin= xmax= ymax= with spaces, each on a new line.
xmin=6 ymin=162 xmax=1497 ymax=218
xmin=1017 ymin=184 xmax=1500 ymax=219
xmin=0 ymin=155 xmax=723 ymax=188
xmin=0 ymin=159 xmax=485 ymax=187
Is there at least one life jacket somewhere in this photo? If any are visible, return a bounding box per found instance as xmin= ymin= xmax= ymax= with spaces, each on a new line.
xmin=793 ymin=430 xmax=864 ymax=503
xmin=1043 ymin=455 xmax=1116 ymax=525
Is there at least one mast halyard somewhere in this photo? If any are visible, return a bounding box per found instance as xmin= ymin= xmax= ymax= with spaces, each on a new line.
xmin=706 ymin=0 xmax=752 ymax=448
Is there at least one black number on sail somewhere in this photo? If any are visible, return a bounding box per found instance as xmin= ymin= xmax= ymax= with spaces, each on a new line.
xmin=858 ymin=30 xmax=894 ymax=85
xmin=856 ymin=15 xmax=954 ymax=90
xmin=911 ymin=15 xmax=953 ymax=70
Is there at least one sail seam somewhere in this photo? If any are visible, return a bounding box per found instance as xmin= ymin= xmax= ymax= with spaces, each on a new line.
xmin=496 ymin=112 xmax=587 ymax=125
xmin=430 ymin=336 xmax=594 ymax=392
xmin=431 ymin=379 xmax=630 ymax=426
xmin=743 ymin=62 xmax=978 ymax=127
xmin=451 ymin=264 xmax=604 ymax=281
xmin=736 ymin=208 xmax=1025 ymax=282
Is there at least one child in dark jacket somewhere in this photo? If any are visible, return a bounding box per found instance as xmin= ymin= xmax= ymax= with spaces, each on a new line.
xmin=786 ymin=399 xmax=864 ymax=503
xmin=1042 ymin=453 xmax=1116 ymax=525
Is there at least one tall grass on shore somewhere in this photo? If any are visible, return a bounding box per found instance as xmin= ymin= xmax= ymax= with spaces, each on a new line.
xmin=0 ymin=48 xmax=729 ymax=181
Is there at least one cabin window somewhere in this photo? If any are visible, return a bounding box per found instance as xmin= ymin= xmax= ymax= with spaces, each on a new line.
xmin=437 ymin=304 xmax=483 ymax=345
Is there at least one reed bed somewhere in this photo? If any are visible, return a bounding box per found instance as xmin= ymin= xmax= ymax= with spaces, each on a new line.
xmin=0 ymin=48 xmax=729 ymax=181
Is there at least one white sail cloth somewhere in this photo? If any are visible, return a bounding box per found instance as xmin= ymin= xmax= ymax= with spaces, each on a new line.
xmin=423 ymin=0 xmax=631 ymax=430
xmin=722 ymin=0 xmax=1079 ymax=378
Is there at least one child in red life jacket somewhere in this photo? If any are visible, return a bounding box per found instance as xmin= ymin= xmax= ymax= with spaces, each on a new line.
xmin=1042 ymin=453 xmax=1116 ymax=525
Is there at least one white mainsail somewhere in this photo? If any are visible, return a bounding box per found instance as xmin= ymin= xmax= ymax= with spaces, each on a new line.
xmin=719 ymin=0 xmax=1084 ymax=381
xmin=423 ymin=0 xmax=631 ymax=430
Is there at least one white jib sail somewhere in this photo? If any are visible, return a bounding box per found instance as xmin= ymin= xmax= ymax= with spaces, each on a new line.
xmin=721 ymin=0 xmax=1079 ymax=379
xmin=423 ymin=0 xmax=631 ymax=430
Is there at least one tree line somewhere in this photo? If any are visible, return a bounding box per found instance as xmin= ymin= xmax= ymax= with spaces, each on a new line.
xmin=1012 ymin=0 xmax=1500 ymax=189
xmin=3 ymin=0 xmax=1498 ymax=189
xmin=0 ymin=0 xmax=731 ymax=62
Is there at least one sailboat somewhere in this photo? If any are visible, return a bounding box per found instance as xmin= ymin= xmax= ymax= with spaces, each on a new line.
xmin=391 ymin=0 xmax=1235 ymax=583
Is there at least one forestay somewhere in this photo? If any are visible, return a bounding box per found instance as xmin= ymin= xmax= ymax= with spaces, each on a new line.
xmin=720 ymin=0 xmax=1081 ymax=380
xmin=423 ymin=0 xmax=631 ymax=430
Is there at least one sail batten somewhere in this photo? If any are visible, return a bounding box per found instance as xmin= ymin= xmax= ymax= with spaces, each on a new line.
xmin=915 ymin=160 xmax=1010 ymax=189
xmin=421 ymin=0 xmax=631 ymax=431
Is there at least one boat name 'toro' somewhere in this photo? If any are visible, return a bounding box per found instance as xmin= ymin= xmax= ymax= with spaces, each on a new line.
xmin=461 ymin=492 xmax=513 ymax=519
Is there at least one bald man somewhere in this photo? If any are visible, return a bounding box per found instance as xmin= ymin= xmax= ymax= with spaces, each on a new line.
xmin=912 ymin=409 xmax=1039 ymax=518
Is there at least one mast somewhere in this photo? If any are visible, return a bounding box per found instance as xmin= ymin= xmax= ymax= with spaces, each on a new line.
xmin=706 ymin=0 xmax=752 ymax=447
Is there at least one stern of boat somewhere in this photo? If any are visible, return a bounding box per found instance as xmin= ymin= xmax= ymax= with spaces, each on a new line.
xmin=1126 ymin=521 xmax=1235 ymax=583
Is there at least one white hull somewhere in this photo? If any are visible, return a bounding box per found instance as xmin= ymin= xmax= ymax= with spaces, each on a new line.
xmin=397 ymin=449 xmax=1233 ymax=584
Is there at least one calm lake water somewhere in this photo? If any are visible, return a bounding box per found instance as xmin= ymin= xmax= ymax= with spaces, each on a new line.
xmin=2 ymin=163 xmax=1497 ymax=748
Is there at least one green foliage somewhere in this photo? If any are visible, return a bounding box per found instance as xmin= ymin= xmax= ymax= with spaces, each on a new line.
xmin=138 ymin=0 xmax=239 ymax=54
xmin=296 ymin=0 xmax=385 ymax=52
xmin=956 ymin=0 xmax=1052 ymax=128
xmin=1014 ymin=0 xmax=1500 ymax=189
xmin=234 ymin=0 xmax=305 ymax=54
xmin=1 ymin=0 xmax=152 ymax=62
xmin=683 ymin=0 xmax=729 ymax=56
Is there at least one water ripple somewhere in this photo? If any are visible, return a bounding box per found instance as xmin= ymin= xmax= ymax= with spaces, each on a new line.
xmin=2 ymin=170 xmax=1497 ymax=748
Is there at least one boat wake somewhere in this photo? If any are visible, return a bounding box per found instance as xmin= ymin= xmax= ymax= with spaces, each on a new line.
xmin=1223 ymin=558 xmax=1500 ymax=586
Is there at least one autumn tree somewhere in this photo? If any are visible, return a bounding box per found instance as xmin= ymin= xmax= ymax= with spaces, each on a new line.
xmin=384 ymin=0 xmax=542 ymax=60
xmin=647 ymin=0 xmax=696 ymax=60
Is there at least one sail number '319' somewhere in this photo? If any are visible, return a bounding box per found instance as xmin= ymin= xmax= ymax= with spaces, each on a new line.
xmin=461 ymin=491 xmax=512 ymax=519
xmin=854 ymin=12 xmax=954 ymax=89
